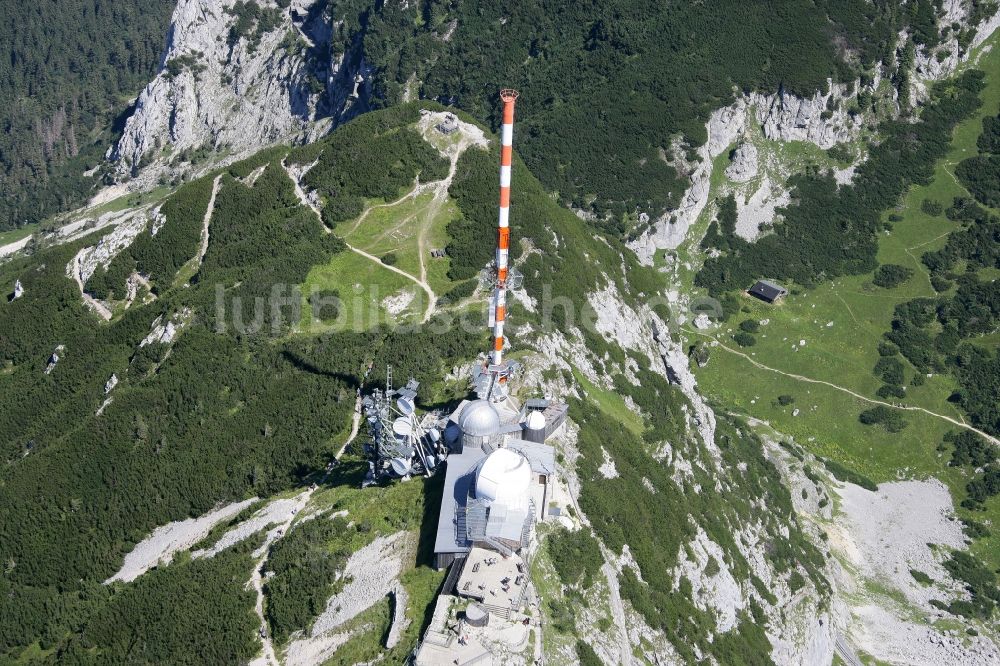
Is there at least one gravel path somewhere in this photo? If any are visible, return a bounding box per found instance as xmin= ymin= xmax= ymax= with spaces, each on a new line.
xmin=0 ymin=235 xmax=31 ymax=259
xmin=70 ymin=251 xmax=113 ymax=320
xmin=685 ymin=327 xmax=1000 ymax=446
xmin=247 ymin=488 xmax=317 ymax=666
xmin=195 ymin=174 xmax=222 ymax=269
xmin=281 ymin=157 xmax=438 ymax=323
xmin=600 ymin=546 xmax=633 ymax=666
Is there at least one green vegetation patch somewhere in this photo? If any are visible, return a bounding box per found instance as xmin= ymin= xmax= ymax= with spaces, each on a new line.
xmin=697 ymin=70 xmax=986 ymax=295
xmin=71 ymin=544 xmax=258 ymax=664
xmin=0 ymin=1 xmax=173 ymax=231
xmin=86 ymin=175 xmax=216 ymax=298
xmin=932 ymin=550 xmax=1000 ymax=620
xmin=352 ymin=0 xmax=918 ymax=225
xmin=299 ymin=105 xmax=449 ymax=226
xmin=546 ymin=527 xmax=604 ymax=590
xmin=265 ymin=516 xmax=352 ymax=642
xmin=569 ymin=388 xmax=825 ymax=663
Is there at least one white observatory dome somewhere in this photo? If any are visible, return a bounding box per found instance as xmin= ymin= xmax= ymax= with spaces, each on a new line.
xmin=459 ymin=399 xmax=501 ymax=437
xmin=525 ymin=410 xmax=546 ymax=430
xmin=473 ymin=448 xmax=531 ymax=506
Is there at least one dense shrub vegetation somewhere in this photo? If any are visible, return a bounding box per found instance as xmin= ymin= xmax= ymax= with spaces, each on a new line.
xmin=0 ymin=1 xmax=173 ymax=231
xmin=0 ymin=109 xmax=505 ymax=658
xmin=86 ymin=176 xmax=216 ymax=298
xmin=876 ymin=105 xmax=1000 ymax=438
xmin=348 ymin=0 xmax=924 ymax=226
xmin=298 ymin=105 xmax=449 ymax=224
xmin=72 ymin=545 xmax=259 ymax=664
xmin=872 ymin=263 xmax=914 ymax=288
xmin=858 ymin=405 xmax=908 ymax=432
xmin=701 ymin=195 xmax=743 ymax=253
xmin=546 ymin=527 xmax=604 ymax=590
xmin=697 ymin=71 xmax=986 ymax=294
xmin=568 ymin=381 xmax=825 ymax=662
xmin=265 ymin=517 xmax=351 ymax=642
xmin=957 ymin=107 xmax=1000 ymax=208
xmin=226 ymin=0 xmax=284 ymax=51
xmin=948 ymin=430 xmax=997 ymax=469
xmin=931 ymin=550 xmax=1000 ymax=620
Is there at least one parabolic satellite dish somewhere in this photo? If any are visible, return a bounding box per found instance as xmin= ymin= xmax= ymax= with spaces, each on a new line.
xmin=396 ymin=396 xmax=415 ymax=415
xmin=390 ymin=457 xmax=412 ymax=476
xmin=392 ymin=417 xmax=413 ymax=438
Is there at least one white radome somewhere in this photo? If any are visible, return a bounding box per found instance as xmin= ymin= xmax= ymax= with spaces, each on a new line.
xmin=474 ymin=448 xmax=531 ymax=507
xmin=525 ymin=410 xmax=546 ymax=430
xmin=459 ymin=399 xmax=501 ymax=437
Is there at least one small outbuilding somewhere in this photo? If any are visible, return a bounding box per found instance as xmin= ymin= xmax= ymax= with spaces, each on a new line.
xmin=748 ymin=280 xmax=788 ymax=304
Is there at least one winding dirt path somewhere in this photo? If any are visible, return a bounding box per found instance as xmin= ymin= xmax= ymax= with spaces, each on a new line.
xmin=249 ymin=488 xmax=316 ymax=666
xmin=282 ymin=158 xmax=439 ymax=324
xmin=599 ymin=546 xmax=634 ymax=666
xmin=686 ymin=327 xmax=1000 ymax=446
xmin=344 ymin=183 xmax=426 ymax=236
xmin=344 ymin=242 xmax=437 ymax=323
xmin=281 ymin=115 xmax=490 ymax=327
xmin=248 ymin=397 xmax=360 ymax=666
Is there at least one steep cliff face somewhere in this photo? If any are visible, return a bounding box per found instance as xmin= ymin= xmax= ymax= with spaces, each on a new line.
xmin=921 ymin=0 xmax=1000 ymax=73
xmin=749 ymin=80 xmax=862 ymax=148
xmin=530 ymin=286 xmax=838 ymax=665
xmin=911 ymin=0 xmax=1000 ymax=99
xmin=108 ymin=0 xmax=361 ymax=181
xmin=627 ymin=80 xmax=864 ymax=265
xmin=629 ymin=1 xmax=1000 ymax=265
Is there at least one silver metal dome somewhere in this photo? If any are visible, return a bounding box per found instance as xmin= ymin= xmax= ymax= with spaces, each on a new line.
xmin=458 ymin=399 xmax=501 ymax=437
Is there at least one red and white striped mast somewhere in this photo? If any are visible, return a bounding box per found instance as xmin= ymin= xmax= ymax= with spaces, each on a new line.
xmin=480 ymin=88 xmax=519 ymax=402
xmin=493 ymin=89 xmax=517 ymax=366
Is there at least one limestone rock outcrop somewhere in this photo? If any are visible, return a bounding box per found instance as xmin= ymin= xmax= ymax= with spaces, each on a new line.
xmin=108 ymin=0 xmax=363 ymax=180
xmin=912 ymin=0 xmax=1000 ymax=102
xmin=725 ymin=143 xmax=759 ymax=183
xmin=749 ymin=81 xmax=860 ymax=149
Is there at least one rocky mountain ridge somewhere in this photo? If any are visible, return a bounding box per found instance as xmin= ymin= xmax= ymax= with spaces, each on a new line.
xmin=108 ymin=0 xmax=367 ymax=190
xmin=630 ymin=2 xmax=1000 ymax=264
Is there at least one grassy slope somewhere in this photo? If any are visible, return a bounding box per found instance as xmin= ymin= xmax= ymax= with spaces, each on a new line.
xmin=300 ymin=249 xmax=419 ymax=332
xmin=692 ymin=34 xmax=1000 ymax=568
xmin=298 ymin=119 xmax=466 ymax=333
xmin=571 ymin=368 xmax=645 ymax=437
xmin=339 ymin=189 xmax=461 ymax=294
xmin=0 ymin=223 xmax=38 ymax=247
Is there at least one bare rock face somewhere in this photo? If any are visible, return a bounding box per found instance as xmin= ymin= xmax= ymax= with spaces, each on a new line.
xmin=912 ymin=0 xmax=1000 ymax=99
xmin=629 ymin=83 xmax=860 ymax=263
xmin=749 ymin=81 xmax=860 ymax=149
xmin=735 ymin=176 xmax=791 ymax=242
xmin=72 ymin=210 xmax=149 ymax=284
xmin=629 ymin=100 xmax=748 ymax=263
xmin=109 ymin=0 xmax=352 ymax=179
xmin=725 ymin=142 xmax=758 ymax=183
